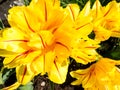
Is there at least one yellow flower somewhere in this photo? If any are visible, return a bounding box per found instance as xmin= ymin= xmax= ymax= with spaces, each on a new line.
xmin=92 ymin=0 xmax=120 ymax=41
xmin=70 ymin=37 xmax=100 ymax=64
xmin=0 ymin=0 xmax=80 ymax=88
xmin=70 ymin=58 xmax=120 ymax=90
xmin=64 ymin=1 xmax=100 ymax=64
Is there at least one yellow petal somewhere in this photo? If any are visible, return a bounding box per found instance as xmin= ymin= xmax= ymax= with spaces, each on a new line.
xmin=0 ymin=49 xmax=17 ymax=56
xmin=92 ymin=0 xmax=103 ymax=18
xmin=70 ymin=67 xmax=96 ymax=87
xmin=0 ymin=28 xmax=27 ymax=53
xmin=75 ymin=22 xmax=93 ymax=37
xmin=30 ymin=51 xmax=55 ymax=75
xmin=3 ymin=55 xmax=22 ymax=68
xmin=111 ymin=30 xmax=120 ymax=38
xmin=3 ymin=50 xmax=33 ymax=68
xmin=54 ymin=42 xmax=70 ymax=63
xmin=16 ymin=65 xmax=34 ymax=85
xmin=48 ymin=58 xmax=69 ymax=84
xmin=102 ymin=1 xmax=119 ymax=18
xmin=94 ymin=26 xmax=111 ymax=41
xmin=74 ymin=1 xmax=93 ymax=36
xmin=8 ymin=6 xmax=34 ymax=34
xmin=21 ymin=7 xmax=41 ymax=32
xmin=66 ymin=4 xmax=80 ymax=21
xmin=80 ymin=1 xmax=91 ymax=16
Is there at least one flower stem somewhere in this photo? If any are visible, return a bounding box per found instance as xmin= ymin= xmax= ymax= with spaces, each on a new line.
xmin=49 ymin=80 xmax=54 ymax=90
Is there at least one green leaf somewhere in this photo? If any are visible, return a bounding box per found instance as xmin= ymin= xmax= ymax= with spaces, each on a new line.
xmin=23 ymin=0 xmax=31 ymax=6
xmin=0 ymin=19 xmax=4 ymax=30
xmin=111 ymin=52 xmax=120 ymax=60
xmin=97 ymin=37 xmax=120 ymax=60
xmin=17 ymin=82 xmax=33 ymax=90
xmin=2 ymin=68 xmax=16 ymax=83
xmin=49 ymin=80 xmax=54 ymax=90
xmin=0 ymin=72 xmax=4 ymax=84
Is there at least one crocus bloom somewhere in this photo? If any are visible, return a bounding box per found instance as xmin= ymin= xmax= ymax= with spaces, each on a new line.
xmin=70 ymin=37 xmax=99 ymax=64
xmin=65 ymin=1 xmax=100 ymax=64
xmin=0 ymin=0 xmax=77 ymax=87
xmin=91 ymin=0 xmax=120 ymax=41
xmin=70 ymin=58 xmax=120 ymax=90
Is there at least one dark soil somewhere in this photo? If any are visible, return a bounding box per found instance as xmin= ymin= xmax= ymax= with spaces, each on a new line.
xmin=33 ymin=74 xmax=84 ymax=90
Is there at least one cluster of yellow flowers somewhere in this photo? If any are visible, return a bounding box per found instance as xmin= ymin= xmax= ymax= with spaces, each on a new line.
xmin=0 ymin=0 xmax=120 ymax=89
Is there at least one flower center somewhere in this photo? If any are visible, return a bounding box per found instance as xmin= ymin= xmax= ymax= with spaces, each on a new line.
xmin=27 ymin=31 xmax=55 ymax=50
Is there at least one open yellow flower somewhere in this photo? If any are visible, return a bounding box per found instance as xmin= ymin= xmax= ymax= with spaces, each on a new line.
xmin=70 ymin=37 xmax=100 ymax=64
xmin=0 ymin=0 xmax=80 ymax=88
xmin=70 ymin=58 xmax=120 ymax=90
xmin=92 ymin=0 xmax=120 ymax=41
xmin=64 ymin=1 xmax=100 ymax=64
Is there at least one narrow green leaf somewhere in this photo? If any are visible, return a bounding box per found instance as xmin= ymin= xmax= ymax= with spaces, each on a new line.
xmin=2 ymin=68 xmax=15 ymax=83
xmin=49 ymin=80 xmax=54 ymax=90
xmin=23 ymin=0 xmax=31 ymax=6
xmin=0 ymin=72 xmax=4 ymax=84
xmin=0 ymin=19 xmax=5 ymax=30
xmin=17 ymin=82 xmax=33 ymax=90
